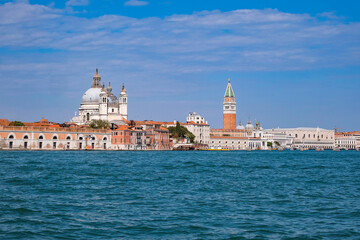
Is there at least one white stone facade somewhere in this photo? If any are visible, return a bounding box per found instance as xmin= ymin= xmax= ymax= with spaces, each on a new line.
xmin=71 ymin=69 xmax=128 ymax=125
xmin=268 ymin=127 xmax=335 ymax=149
xmin=183 ymin=122 xmax=210 ymax=144
xmin=186 ymin=112 xmax=207 ymax=124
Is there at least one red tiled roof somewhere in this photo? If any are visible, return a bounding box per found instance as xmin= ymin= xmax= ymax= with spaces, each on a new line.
xmin=0 ymin=119 xmax=10 ymax=126
xmin=210 ymin=136 xmax=249 ymax=139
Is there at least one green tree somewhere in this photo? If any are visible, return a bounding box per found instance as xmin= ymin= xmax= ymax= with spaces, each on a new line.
xmin=168 ymin=122 xmax=195 ymax=143
xmin=274 ymin=141 xmax=280 ymax=146
xmin=267 ymin=142 xmax=273 ymax=147
xmin=9 ymin=121 xmax=25 ymax=126
xmin=89 ymin=120 xmax=109 ymax=129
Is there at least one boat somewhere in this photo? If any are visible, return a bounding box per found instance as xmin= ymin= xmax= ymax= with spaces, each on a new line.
xmin=206 ymin=148 xmax=230 ymax=151
xmin=333 ymin=147 xmax=340 ymax=152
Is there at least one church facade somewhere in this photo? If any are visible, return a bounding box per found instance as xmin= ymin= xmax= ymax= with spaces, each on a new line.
xmin=71 ymin=69 xmax=128 ymax=125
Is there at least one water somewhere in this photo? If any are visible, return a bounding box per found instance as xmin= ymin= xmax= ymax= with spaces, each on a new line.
xmin=0 ymin=151 xmax=359 ymax=239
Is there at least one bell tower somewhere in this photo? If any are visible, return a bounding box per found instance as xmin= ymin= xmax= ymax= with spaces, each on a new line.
xmin=119 ymin=84 xmax=128 ymax=119
xmin=223 ymin=78 xmax=236 ymax=129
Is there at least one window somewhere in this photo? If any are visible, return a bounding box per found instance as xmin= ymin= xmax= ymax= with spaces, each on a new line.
xmin=39 ymin=142 xmax=42 ymax=149
xmin=24 ymin=135 xmax=29 ymax=139
xmin=53 ymin=136 xmax=58 ymax=140
xmin=79 ymin=137 xmax=83 ymax=140
xmin=123 ymin=98 xmax=126 ymax=103
xmin=112 ymin=109 xmax=114 ymax=113
xmin=9 ymin=135 xmax=14 ymax=139
xmin=87 ymin=113 xmax=90 ymax=121
xmin=39 ymin=135 xmax=44 ymax=140
xmin=53 ymin=142 xmax=56 ymax=149
xmin=66 ymin=136 xmax=71 ymax=140
xmin=92 ymin=143 xmax=95 ymax=149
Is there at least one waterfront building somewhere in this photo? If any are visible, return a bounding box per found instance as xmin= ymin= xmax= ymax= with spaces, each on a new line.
xmin=182 ymin=121 xmax=210 ymax=144
xmin=335 ymin=131 xmax=360 ymax=150
xmin=0 ymin=125 xmax=111 ymax=150
xmin=163 ymin=117 xmax=211 ymax=145
xmin=223 ymin=79 xmax=236 ymax=129
xmin=112 ymin=125 xmax=147 ymax=150
xmin=262 ymin=130 xmax=294 ymax=148
xmin=268 ymin=127 xmax=335 ymax=149
xmin=120 ymin=120 xmax=171 ymax=150
xmin=71 ymin=69 xmax=128 ymax=125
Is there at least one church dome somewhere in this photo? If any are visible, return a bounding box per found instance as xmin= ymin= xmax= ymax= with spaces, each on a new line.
xmin=236 ymin=122 xmax=245 ymax=130
xmin=81 ymin=88 xmax=102 ymax=105
xmin=245 ymin=121 xmax=254 ymax=129
xmin=108 ymin=93 xmax=119 ymax=107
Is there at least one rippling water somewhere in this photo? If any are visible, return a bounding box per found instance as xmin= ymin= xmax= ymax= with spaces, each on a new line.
xmin=0 ymin=151 xmax=360 ymax=239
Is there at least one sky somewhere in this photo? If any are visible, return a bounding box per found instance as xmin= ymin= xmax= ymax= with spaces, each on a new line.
xmin=0 ymin=0 xmax=359 ymax=130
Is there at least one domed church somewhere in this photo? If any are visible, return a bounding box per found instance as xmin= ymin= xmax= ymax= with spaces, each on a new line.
xmin=71 ymin=69 xmax=128 ymax=125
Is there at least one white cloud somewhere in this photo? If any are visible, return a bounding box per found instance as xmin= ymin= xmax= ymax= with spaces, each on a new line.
xmin=0 ymin=2 xmax=359 ymax=76
xmin=66 ymin=0 xmax=89 ymax=6
xmin=124 ymin=0 xmax=149 ymax=7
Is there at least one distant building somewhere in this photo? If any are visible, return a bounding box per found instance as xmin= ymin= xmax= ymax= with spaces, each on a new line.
xmin=335 ymin=131 xmax=360 ymax=150
xmin=112 ymin=125 xmax=147 ymax=150
xmin=0 ymin=125 xmax=111 ymax=150
xmin=71 ymin=69 xmax=128 ymax=125
xmin=268 ymin=127 xmax=335 ymax=149
xmin=186 ymin=112 xmax=207 ymax=124
xmin=182 ymin=121 xmax=210 ymax=144
xmin=163 ymin=115 xmax=211 ymax=145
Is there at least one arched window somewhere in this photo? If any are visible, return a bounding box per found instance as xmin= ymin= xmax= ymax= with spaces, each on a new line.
xmin=8 ymin=135 xmax=14 ymax=139
xmin=66 ymin=136 xmax=71 ymax=140
xmin=53 ymin=136 xmax=58 ymax=140
xmin=86 ymin=113 xmax=90 ymax=121
xmin=103 ymin=137 xmax=108 ymax=141
xmin=79 ymin=137 xmax=83 ymax=140
xmin=39 ymin=135 xmax=44 ymax=140
xmin=23 ymin=135 xmax=29 ymax=139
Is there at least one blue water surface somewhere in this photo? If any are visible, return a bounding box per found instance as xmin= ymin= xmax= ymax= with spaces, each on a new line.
xmin=0 ymin=151 xmax=360 ymax=239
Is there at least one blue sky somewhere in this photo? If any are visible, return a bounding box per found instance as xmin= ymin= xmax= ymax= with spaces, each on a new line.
xmin=0 ymin=0 xmax=359 ymax=130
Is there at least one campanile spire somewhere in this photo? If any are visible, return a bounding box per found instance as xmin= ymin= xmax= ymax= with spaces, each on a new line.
xmin=223 ymin=78 xmax=236 ymax=129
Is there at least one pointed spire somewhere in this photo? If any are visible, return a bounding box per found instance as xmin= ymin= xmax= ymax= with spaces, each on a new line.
xmin=224 ymin=78 xmax=235 ymax=98
xmin=121 ymin=83 xmax=126 ymax=92
xmin=107 ymin=82 xmax=112 ymax=92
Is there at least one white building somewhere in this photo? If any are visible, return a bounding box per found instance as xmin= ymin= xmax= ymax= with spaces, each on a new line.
xmin=335 ymin=131 xmax=360 ymax=150
xmin=186 ymin=112 xmax=207 ymax=124
xmin=268 ymin=127 xmax=335 ymax=149
xmin=182 ymin=121 xmax=210 ymax=144
xmin=71 ymin=69 xmax=128 ymax=125
xmin=262 ymin=130 xmax=293 ymax=148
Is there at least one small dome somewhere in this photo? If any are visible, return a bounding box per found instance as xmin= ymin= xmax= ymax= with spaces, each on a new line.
xmin=108 ymin=93 xmax=119 ymax=107
xmin=245 ymin=121 xmax=254 ymax=129
xmin=81 ymin=88 xmax=102 ymax=105
xmin=236 ymin=122 xmax=245 ymax=130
